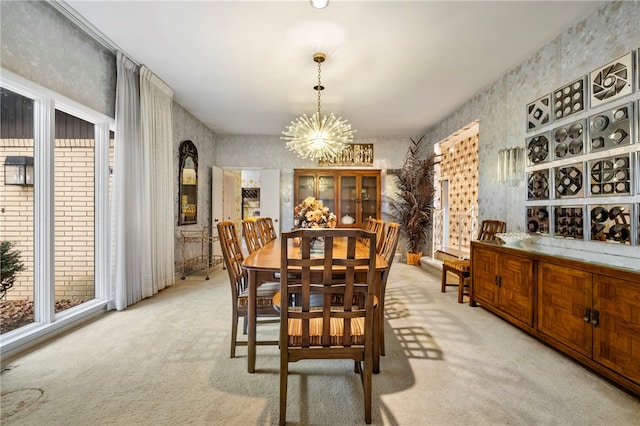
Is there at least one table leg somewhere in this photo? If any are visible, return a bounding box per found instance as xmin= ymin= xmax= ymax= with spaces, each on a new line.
xmin=248 ymin=270 xmax=257 ymax=373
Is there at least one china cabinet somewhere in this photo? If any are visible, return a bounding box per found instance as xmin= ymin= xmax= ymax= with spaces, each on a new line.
xmin=470 ymin=240 xmax=640 ymax=396
xmin=294 ymin=169 xmax=381 ymax=228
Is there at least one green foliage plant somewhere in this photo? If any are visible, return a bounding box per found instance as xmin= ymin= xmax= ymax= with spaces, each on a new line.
xmin=1 ymin=241 xmax=25 ymax=299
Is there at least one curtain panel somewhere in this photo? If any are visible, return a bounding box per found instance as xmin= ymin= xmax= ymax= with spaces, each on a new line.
xmin=140 ymin=66 xmax=175 ymax=296
xmin=110 ymin=52 xmax=150 ymax=310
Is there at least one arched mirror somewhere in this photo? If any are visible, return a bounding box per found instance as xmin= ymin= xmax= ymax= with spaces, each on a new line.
xmin=178 ymin=140 xmax=198 ymax=225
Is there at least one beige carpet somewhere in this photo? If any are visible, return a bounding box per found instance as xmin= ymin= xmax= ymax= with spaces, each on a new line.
xmin=1 ymin=263 xmax=639 ymax=425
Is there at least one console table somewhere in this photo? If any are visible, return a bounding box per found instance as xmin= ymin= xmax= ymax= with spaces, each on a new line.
xmin=471 ymin=240 xmax=640 ymax=397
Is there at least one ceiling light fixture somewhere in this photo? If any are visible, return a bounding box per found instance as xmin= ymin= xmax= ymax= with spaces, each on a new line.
xmin=310 ymin=0 xmax=329 ymax=9
xmin=282 ymin=52 xmax=355 ymax=161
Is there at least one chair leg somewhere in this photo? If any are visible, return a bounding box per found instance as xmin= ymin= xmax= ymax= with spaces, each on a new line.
xmin=441 ymin=265 xmax=448 ymax=292
xmin=242 ymin=314 xmax=248 ymax=335
xmin=458 ymin=274 xmax=471 ymax=303
xmin=364 ymin=357 xmax=372 ymax=424
xmin=373 ymin=306 xmax=380 ymax=373
xmin=469 ymin=278 xmax=476 ymax=307
xmin=457 ymin=274 xmax=465 ymax=303
xmin=231 ymin=308 xmax=238 ymax=358
xmin=379 ymin=295 xmax=386 ymax=357
xmin=279 ymin=354 xmax=288 ymax=426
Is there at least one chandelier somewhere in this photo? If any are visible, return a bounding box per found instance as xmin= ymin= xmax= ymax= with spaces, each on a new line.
xmin=282 ymin=52 xmax=355 ymax=161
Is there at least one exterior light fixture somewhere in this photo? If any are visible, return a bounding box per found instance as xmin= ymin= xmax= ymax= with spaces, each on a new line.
xmin=310 ymin=0 xmax=329 ymax=9
xmin=4 ymin=156 xmax=34 ymax=186
xmin=282 ymin=52 xmax=355 ymax=161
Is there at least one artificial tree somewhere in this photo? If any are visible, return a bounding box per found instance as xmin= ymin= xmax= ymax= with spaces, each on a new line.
xmin=389 ymin=136 xmax=437 ymax=265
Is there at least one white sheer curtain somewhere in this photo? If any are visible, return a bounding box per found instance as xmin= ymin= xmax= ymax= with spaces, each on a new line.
xmin=140 ymin=66 xmax=175 ymax=296
xmin=109 ymin=52 xmax=151 ymax=310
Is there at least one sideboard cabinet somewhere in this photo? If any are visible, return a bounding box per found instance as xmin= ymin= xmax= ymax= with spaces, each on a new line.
xmin=471 ymin=240 xmax=640 ymax=396
xmin=294 ymin=169 xmax=381 ymax=228
xmin=472 ymin=246 xmax=534 ymax=328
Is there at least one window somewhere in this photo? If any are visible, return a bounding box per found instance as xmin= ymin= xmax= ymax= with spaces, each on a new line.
xmin=0 ymin=70 xmax=113 ymax=357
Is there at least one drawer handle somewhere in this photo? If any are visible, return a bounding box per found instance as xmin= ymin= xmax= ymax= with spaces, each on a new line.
xmin=590 ymin=310 xmax=599 ymax=327
xmin=583 ymin=308 xmax=591 ymax=323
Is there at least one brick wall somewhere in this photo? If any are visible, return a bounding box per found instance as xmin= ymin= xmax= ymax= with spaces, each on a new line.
xmin=1 ymin=138 xmax=112 ymax=302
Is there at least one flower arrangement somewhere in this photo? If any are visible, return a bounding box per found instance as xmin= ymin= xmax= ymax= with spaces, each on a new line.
xmin=293 ymin=197 xmax=337 ymax=229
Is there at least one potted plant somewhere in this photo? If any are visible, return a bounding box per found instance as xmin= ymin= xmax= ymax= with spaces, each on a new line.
xmin=389 ymin=136 xmax=437 ymax=265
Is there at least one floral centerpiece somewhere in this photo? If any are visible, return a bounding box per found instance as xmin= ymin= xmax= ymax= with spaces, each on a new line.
xmin=293 ymin=196 xmax=337 ymax=229
xmin=292 ymin=197 xmax=337 ymax=248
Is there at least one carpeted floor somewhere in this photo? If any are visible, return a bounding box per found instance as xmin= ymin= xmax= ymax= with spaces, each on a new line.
xmin=1 ymin=263 xmax=639 ymax=425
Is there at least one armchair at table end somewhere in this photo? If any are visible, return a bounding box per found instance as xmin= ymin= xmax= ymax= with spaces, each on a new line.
xmin=279 ymin=228 xmax=378 ymax=425
xmin=441 ymin=220 xmax=505 ymax=304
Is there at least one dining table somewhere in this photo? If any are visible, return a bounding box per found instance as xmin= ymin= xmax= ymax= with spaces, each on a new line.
xmin=242 ymin=236 xmax=388 ymax=373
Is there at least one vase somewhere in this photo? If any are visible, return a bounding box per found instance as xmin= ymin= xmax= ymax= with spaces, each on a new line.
xmin=406 ymin=252 xmax=422 ymax=265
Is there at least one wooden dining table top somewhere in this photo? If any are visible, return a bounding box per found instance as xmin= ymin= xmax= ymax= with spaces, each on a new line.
xmin=243 ymin=236 xmax=388 ymax=272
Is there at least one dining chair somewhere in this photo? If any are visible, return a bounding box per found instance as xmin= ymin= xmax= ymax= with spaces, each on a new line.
xmin=362 ymin=218 xmax=385 ymax=251
xmin=441 ymin=219 xmax=506 ymax=304
xmin=256 ymin=217 xmax=277 ymax=245
xmin=376 ymin=222 xmax=400 ymax=356
xmin=279 ymin=228 xmax=378 ymax=425
xmin=242 ymin=218 xmax=263 ymax=254
xmin=217 ymin=221 xmax=280 ymax=358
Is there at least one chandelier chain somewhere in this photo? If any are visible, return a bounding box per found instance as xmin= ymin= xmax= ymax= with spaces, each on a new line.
xmin=317 ymin=60 xmax=322 ymax=115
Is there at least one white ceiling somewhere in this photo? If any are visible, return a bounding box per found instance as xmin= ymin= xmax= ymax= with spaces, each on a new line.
xmin=64 ymin=0 xmax=601 ymax=138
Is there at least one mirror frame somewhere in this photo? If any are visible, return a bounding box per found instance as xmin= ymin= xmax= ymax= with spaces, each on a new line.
xmin=178 ymin=140 xmax=198 ymax=226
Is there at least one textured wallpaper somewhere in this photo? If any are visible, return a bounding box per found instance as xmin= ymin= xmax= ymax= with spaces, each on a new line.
xmin=421 ymin=0 xmax=640 ymax=262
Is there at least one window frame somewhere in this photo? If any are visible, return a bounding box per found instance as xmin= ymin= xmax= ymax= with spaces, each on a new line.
xmin=0 ymin=68 xmax=114 ymax=359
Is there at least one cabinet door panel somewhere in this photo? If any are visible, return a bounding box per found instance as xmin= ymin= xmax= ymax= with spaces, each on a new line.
xmin=296 ymin=174 xmax=316 ymax=204
xmin=317 ymin=175 xmax=335 ymax=213
xmin=472 ymin=248 xmax=499 ymax=306
xmin=339 ymin=175 xmax=357 ymax=225
xmin=538 ymin=262 xmax=592 ymax=357
xmin=361 ymin=175 xmax=378 ymax=220
xmin=498 ymin=254 xmax=534 ymax=326
xmin=593 ymin=274 xmax=640 ymax=384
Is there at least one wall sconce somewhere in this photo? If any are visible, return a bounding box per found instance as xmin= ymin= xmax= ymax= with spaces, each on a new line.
xmin=4 ymin=156 xmax=34 ymax=186
xmin=497 ymin=147 xmax=523 ymax=185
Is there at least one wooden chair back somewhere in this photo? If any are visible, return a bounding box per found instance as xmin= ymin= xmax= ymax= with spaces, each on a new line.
xmin=477 ymin=220 xmax=506 ymax=241
xmin=218 ymin=221 xmax=247 ymax=304
xmin=279 ymin=228 xmax=377 ymax=425
xmin=258 ymin=217 xmax=277 ymax=243
xmin=376 ymin=222 xmax=400 ymax=356
xmin=242 ymin=219 xmax=263 ymax=254
xmin=378 ymin=222 xmax=400 ymax=260
xmin=362 ymin=218 xmax=384 ymax=249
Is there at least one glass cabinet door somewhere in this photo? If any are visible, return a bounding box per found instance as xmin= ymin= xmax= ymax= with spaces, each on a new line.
xmin=339 ymin=176 xmax=357 ymax=226
xmin=361 ymin=175 xmax=378 ymax=221
xmin=317 ymin=175 xmax=335 ymax=214
xmin=296 ymin=174 xmax=316 ymax=205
